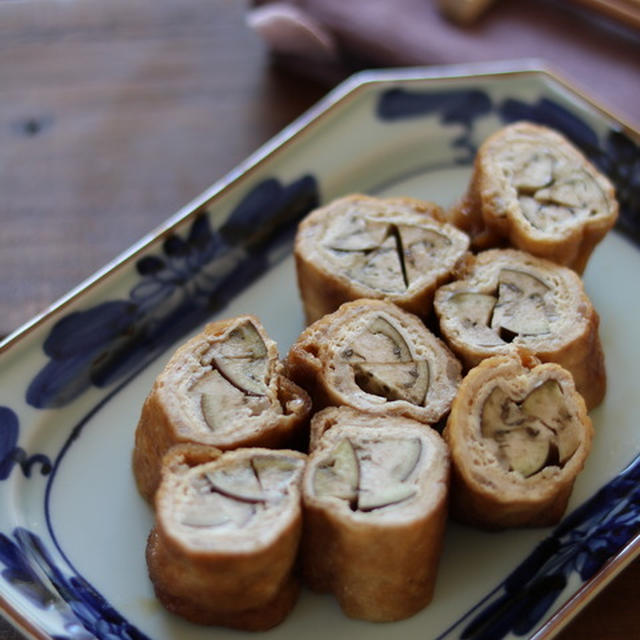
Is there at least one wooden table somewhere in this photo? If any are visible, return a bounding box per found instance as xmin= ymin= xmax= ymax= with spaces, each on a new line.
xmin=0 ymin=0 xmax=638 ymax=638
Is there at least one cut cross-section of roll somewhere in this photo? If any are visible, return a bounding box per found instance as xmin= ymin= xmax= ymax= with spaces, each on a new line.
xmin=301 ymin=407 xmax=450 ymax=621
xmin=443 ymin=353 xmax=593 ymax=529
xmin=133 ymin=315 xmax=311 ymax=501
xmin=294 ymin=194 xmax=470 ymax=323
xmin=434 ymin=249 xmax=606 ymax=410
xmin=146 ymin=445 xmax=306 ymax=630
xmin=286 ymin=299 xmax=462 ymax=426
xmin=447 ymin=122 xmax=618 ymax=273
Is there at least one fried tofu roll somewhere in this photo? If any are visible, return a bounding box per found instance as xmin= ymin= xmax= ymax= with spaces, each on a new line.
xmin=294 ymin=194 xmax=470 ymax=323
xmin=133 ymin=315 xmax=311 ymax=501
xmin=434 ymin=249 xmax=605 ymax=410
xmin=146 ymin=445 xmax=306 ymax=630
xmin=443 ymin=353 xmax=593 ymax=529
xmin=301 ymin=408 xmax=450 ymax=621
xmin=287 ymin=299 xmax=462 ymax=426
xmin=448 ymin=122 xmax=618 ymax=273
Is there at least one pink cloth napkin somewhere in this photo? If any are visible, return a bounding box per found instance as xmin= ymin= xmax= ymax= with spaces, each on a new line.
xmin=247 ymin=0 xmax=640 ymax=128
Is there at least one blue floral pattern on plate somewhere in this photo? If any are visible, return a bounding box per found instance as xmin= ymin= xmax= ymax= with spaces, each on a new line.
xmin=437 ymin=454 xmax=640 ymax=639
xmin=0 ymin=528 xmax=148 ymax=640
xmin=0 ymin=69 xmax=638 ymax=640
xmin=377 ymin=86 xmax=640 ymax=245
xmin=26 ymin=175 xmax=318 ymax=409
xmin=0 ymin=407 xmax=51 ymax=480
xmin=0 ymin=174 xmax=319 ymax=639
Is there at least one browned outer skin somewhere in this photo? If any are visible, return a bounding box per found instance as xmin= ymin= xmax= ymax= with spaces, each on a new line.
xmin=447 ymin=122 xmax=618 ymax=274
xmin=443 ymin=355 xmax=593 ymax=529
xmin=448 ymin=169 xmax=506 ymax=251
xmin=146 ymin=529 xmax=301 ymax=630
xmin=434 ymin=249 xmax=606 ymax=411
xmin=148 ymin=519 xmax=301 ymax=613
xmin=536 ymin=307 xmax=606 ymax=412
xmin=133 ymin=376 xmax=310 ymax=502
xmin=445 ymin=304 xmax=606 ymax=412
xmin=295 ymin=194 xmax=470 ymax=324
xmin=302 ymin=500 xmax=448 ymax=621
xmin=286 ymin=298 xmax=462 ymax=425
xmin=133 ymin=391 xmax=183 ymax=502
xmin=301 ymin=416 xmax=450 ymax=621
xmin=295 ymin=249 xmax=353 ymax=326
xmin=446 ymin=463 xmax=574 ymax=529
xmin=285 ymin=310 xmax=336 ymax=410
xmin=146 ymin=446 xmax=305 ymax=630
xmin=308 ymin=404 xmax=436 ymax=450
xmin=132 ymin=316 xmax=311 ymax=502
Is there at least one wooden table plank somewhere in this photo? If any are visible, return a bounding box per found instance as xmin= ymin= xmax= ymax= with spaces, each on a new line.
xmin=0 ymin=0 xmax=327 ymax=338
xmin=0 ymin=1 xmax=638 ymax=639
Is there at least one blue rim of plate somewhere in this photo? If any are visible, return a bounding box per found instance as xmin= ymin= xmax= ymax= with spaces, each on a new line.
xmin=0 ymin=60 xmax=639 ymax=640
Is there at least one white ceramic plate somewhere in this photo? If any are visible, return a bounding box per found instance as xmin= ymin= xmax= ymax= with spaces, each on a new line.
xmin=1 ymin=61 xmax=639 ymax=640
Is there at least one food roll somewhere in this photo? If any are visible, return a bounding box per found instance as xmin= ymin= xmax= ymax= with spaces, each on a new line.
xmin=448 ymin=122 xmax=618 ymax=273
xmin=294 ymin=194 xmax=470 ymax=323
xmin=146 ymin=445 xmax=307 ymax=630
xmin=301 ymin=407 xmax=450 ymax=621
xmin=286 ymin=298 xmax=462 ymax=426
xmin=433 ymin=248 xmax=605 ymax=410
xmin=443 ymin=353 xmax=593 ymax=529
xmin=133 ymin=315 xmax=311 ymax=501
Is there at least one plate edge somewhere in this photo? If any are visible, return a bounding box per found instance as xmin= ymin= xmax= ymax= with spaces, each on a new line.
xmin=4 ymin=58 xmax=637 ymax=354
xmin=1 ymin=57 xmax=639 ymax=640
xmin=530 ymin=531 xmax=640 ymax=639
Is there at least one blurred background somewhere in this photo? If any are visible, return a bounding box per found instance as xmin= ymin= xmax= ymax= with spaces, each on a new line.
xmin=1 ymin=0 xmax=638 ymax=340
xmin=0 ymin=0 xmax=638 ymax=637
xmin=0 ymin=0 xmax=326 ymax=339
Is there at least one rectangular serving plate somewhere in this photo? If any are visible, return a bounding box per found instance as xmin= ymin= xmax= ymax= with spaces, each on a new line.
xmin=0 ymin=60 xmax=639 ymax=640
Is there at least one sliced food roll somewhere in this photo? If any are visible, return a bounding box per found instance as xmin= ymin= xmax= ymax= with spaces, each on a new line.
xmin=434 ymin=248 xmax=606 ymax=410
xmin=443 ymin=353 xmax=593 ymax=529
xmin=146 ymin=445 xmax=306 ymax=630
xmin=133 ymin=315 xmax=311 ymax=501
xmin=301 ymin=407 xmax=450 ymax=621
xmin=286 ymin=298 xmax=462 ymax=426
xmin=294 ymin=194 xmax=470 ymax=323
xmin=448 ymin=121 xmax=618 ymax=273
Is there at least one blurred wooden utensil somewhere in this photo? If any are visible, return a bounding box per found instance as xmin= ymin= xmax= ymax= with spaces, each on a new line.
xmin=439 ymin=0 xmax=640 ymax=29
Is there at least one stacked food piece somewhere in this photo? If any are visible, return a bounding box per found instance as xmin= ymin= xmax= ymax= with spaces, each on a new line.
xmin=447 ymin=122 xmax=618 ymax=273
xmin=302 ymin=407 xmax=450 ymax=621
xmin=147 ymin=445 xmax=306 ymax=630
xmin=133 ymin=315 xmax=311 ymax=501
xmin=294 ymin=194 xmax=470 ymax=322
xmin=132 ymin=121 xmax=616 ymax=629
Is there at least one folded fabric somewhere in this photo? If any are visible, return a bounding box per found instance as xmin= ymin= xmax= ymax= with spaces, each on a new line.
xmin=247 ymin=0 xmax=640 ymax=127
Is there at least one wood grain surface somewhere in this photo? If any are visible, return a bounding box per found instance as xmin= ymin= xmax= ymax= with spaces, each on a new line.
xmin=0 ymin=0 xmax=638 ymax=639
xmin=0 ymin=0 xmax=328 ymax=339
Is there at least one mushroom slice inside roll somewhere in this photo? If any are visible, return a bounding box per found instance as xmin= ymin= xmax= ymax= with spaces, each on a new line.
xmin=133 ymin=315 xmax=311 ymax=502
xmin=446 ymin=121 xmax=618 ymax=273
xmin=208 ymin=320 xmax=269 ymax=397
xmin=310 ymin=433 xmax=421 ymax=511
xmin=491 ymin=268 xmax=551 ymax=339
xmin=481 ymin=380 xmax=580 ymax=477
xmin=443 ymin=353 xmax=593 ymax=529
xmin=147 ymin=445 xmax=306 ymax=630
xmin=348 ymin=315 xmax=430 ymax=405
xmin=302 ymin=407 xmax=449 ymax=622
xmin=294 ymin=194 xmax=470 ymax=323
xmin=287 ymin=298 xmax=462 ymax=426
xmin=434 ymin=248 xmax=606 ymax=410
